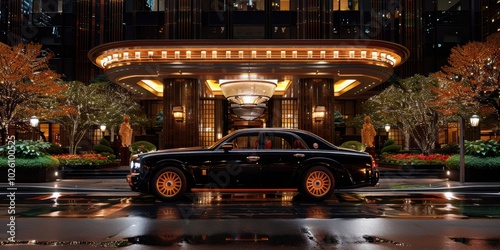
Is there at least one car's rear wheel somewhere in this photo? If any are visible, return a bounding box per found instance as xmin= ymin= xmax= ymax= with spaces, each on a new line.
xmin=152 ymin=167 xmax=187 ymax=201
xmin=302 ymin=166 xmax=334 ymax=201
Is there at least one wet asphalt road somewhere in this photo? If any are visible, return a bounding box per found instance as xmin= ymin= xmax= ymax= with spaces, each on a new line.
xmin=1 ymin=189 xmax=500 ymax=249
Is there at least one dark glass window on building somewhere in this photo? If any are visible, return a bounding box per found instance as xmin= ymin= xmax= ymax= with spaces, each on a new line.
xmin=333 ymin=0 xmax=359 ymax=11
xmin=436 ymin=0 xmax=467 ymax=11
xmin=232 ymin=0 xmax=265 ymax=11
xmin=31 ymin=0 xmax=63 ymax=13
xmin=126 ymin=0 xmax=165 ymax=12
xmin=207 ymin=0 xmax=289 ymax=11
xmin=271 ymin=0 xmax=290 ymax=11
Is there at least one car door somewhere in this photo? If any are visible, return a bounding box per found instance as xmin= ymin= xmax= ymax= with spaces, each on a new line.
xmin=205 ymin=132 xmax=262 ymax=188
xmin=259 ymin=132 xmax=305 ymax=188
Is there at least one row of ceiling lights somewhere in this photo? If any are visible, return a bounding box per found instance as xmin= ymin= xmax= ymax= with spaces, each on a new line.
xmin=100 ymin=49 xmax=398 ymax=68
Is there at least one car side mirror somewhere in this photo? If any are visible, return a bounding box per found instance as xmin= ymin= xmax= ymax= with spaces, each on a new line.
xmin=221 ymin=143 xmax=233 ymax=152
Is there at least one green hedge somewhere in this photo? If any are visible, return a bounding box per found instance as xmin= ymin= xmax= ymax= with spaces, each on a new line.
xmin=0 ymin=155 xmax=59 ymax=169
xmin=46 ymin=143 xmax=65 ymax=155
xmin=339 ymin=141 xmax=366 ymax=152
xmin=434 ymin=142 xmax=460 ymax=155
xmin=99 ymin=138 xmax=111 ymax=147
xmin=445 ymin=154 xmax=500 ymax=170
xmin=130 ymin=141 xmax=156 ymax=154
xmin=93 ymin=144 xmax=114 ymax=154
xmin=381 ymin=144 xmax=401 ymax=154
xmin=383 ymin=138 xmax=395 ymax=147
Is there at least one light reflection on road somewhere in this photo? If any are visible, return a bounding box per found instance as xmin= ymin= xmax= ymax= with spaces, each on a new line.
xmin=3 ymin=191 xmax=500 ymax=219
xmin=1 ymin=192 xmax=500 ymax=249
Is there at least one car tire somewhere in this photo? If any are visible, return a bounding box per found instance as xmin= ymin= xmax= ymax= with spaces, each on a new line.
xmin=302 ymin=166 xmax=334 ymax=201
xmin=152 ymin=167 xmax=187 ymax=201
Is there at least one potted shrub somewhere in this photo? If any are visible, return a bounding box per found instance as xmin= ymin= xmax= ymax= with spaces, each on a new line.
xmin=130 ymin=141 xmax=156 ymax=154
xmin=446 ymin=140 xmax=500 ymax=182
xmin=0 ymin=140 xmax=59 ymax=182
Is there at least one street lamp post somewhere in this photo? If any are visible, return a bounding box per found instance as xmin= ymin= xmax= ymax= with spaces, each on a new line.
xmin=459 ymin=116 xmax=465 ymax=183
xmin=30 ymin=116 xmax=39 ymax=141
xmin=100 ymin=124 xmax=106 ymax=137
xmin=459 ymin=114 xmax=480 ymax=183
xmin=470 ymin=115 xmax=480 ymax=139
xmin=384 ymin=124 xmax=391 ymax=133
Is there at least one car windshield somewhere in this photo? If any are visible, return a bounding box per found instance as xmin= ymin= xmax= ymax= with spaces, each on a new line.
xmin=207 ymin=133 xmax=234 ymax=150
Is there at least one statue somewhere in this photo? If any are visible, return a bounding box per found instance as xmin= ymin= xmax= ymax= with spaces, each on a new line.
xmin=361 ymin=116 xmax=376 ymax=148
xmin=119 ymin=115 xmax=133 ymax=147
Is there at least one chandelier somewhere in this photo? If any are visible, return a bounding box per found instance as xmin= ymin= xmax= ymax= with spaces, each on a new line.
xmin=231 ymin=104 xmax=266 ymax=121
xmin=219 ymin=79 xmax=277 ymax=106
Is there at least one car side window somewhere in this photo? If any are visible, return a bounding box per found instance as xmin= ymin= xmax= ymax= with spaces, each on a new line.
xmin=263 ymin=133 xmax=296 ymax=149
xmin=228 ymin=133 xmax=260 ymax=150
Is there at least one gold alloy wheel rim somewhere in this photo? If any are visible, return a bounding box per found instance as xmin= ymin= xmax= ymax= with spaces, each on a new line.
xmin=156 ymin=171 xmax=182 ymax=197
xmin=306 ymin=170 xmax=331 ymax=197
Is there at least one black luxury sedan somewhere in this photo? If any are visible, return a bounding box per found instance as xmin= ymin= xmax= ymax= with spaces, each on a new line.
xmin=127 ymin=128 xmax=379 ymax=201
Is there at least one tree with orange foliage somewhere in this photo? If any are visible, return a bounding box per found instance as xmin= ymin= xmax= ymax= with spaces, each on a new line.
xmin=0 ymin=42 xmax=66 ymax=144
xmin=433 ymin=32 xmax=500 ymax=120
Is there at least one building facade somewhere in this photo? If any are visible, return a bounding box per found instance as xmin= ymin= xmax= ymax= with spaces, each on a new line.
xmin=1 ymin=0 xmax=498 ymax=150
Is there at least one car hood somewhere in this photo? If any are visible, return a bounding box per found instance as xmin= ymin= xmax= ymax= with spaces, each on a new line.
xmin=336 ymin=147 xmax=370 ymax=155
xmin=136 ymin=146 xmax=206 ymax=157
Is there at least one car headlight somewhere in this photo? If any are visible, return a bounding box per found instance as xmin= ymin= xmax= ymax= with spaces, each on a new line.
xmin=129 ymin=155 xmax=141 ymax=170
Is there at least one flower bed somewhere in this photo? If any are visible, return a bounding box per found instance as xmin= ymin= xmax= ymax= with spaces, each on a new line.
xmin=379 ymin=154 xmax=449 ymax=178
xmin=383 ymin=154 xmax=450 ymax=165
xmin=53 ymin=153 xmax=117 ymax=169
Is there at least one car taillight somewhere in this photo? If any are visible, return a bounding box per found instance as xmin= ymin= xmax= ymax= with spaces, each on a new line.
xmin=371 ymin=156 xmax=378 ymax=170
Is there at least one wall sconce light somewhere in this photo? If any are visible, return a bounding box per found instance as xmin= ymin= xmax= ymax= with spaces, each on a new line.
xmin=172 ymin=106 xmax=185 ymax=122
xmin=312 ymin=106 xmax=326 ymax=122
xmin=384 ymin=124 xmax=391 ymax=132
xmin=470 ymin=114 xmax=480 ymax=127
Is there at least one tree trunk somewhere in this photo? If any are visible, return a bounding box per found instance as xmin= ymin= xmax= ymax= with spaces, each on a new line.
xmin=0 ymin=125 xmax=7 ymax=145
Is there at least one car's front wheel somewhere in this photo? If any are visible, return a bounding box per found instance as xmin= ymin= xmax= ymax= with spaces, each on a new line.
xmin=302 ymin=166 xmax=334 ymax=201
xmin=152 ymin=167 xmax=187 ymax=201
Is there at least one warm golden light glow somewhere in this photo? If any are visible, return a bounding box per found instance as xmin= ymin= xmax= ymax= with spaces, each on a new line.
xmin=137 ymin=79 xmax=164 ymax=97
xmin=205 ymin=79 xmax=291 ymax=96
xmin=172 ymin=106 xmax=185 ymax=122
xmin=335 ymin=79 xmax=356 ymax=91
xmin=89 ymin=40 xmax=409 ymax=98
xmin=219 ymin=79 xmax=277 ymax=105
xmin=312 ymin=106 xmax=326 ymax=122
xmin=334 ymin=79 xmax=359 ymax=96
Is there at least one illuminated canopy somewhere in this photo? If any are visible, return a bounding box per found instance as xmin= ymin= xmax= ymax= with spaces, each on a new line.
xmin=89 ymin=40 xmax=409 ymax=99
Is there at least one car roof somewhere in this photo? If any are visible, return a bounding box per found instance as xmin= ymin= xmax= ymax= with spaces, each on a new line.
xmin=232 ymin=128 xmax=310 ymax=133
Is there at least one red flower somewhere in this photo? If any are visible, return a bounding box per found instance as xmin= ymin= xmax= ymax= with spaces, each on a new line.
xmin=385 ymin=154 xmax=450 ymax=165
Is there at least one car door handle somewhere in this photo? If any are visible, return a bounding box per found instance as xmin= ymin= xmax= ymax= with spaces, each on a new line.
xmin=246 ymin=156 xmax=260 ymax=162
xmin=294 ymin=154 xmax=305 ymax=158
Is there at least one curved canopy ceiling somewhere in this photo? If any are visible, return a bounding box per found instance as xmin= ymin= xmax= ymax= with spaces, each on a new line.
xmin=89 ymin=39 xmax=409 ymax=100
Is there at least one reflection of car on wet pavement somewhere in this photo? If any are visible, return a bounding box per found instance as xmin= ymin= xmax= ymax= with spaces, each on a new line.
xmin=127 ymin=128 xmax=379 ymax=202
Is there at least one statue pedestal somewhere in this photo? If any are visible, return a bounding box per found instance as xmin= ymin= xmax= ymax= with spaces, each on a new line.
xmin=365 ymin=147 xmax=376 ymax=158
xmin=120 ymin=147 xmax=130 ymax=166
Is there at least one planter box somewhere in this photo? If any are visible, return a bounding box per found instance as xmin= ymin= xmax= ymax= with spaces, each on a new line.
xmin=378 ymin=163 xmax=446 ymax=178
xmin=59 ymin=162 xmax=122 ymax=179
xmin=0 ymin=167 xmax=57 ymax=182
xmin=59 ymin=162 xmax=119 ymax=170
xmin=448 ymin=168 xmax=500 ymax=182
